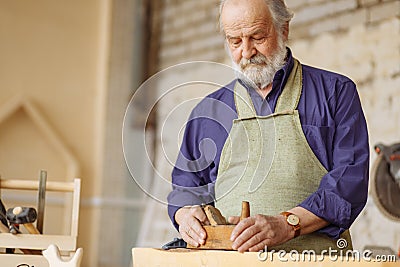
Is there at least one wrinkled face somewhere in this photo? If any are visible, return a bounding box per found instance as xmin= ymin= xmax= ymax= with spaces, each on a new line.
xmin=221 ymin=0 xmax=288 ymax=89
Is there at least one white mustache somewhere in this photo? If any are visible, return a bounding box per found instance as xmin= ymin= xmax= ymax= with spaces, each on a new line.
xmin=240 ymin=54 xmax=268 ymax=68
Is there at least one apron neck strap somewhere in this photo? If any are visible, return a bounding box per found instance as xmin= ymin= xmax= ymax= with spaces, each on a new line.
xmin=233 ymin=81 xmax=257 ymax=119
xmin=233 ymin=59 xmax=303 ymax=118
xmin=275 ymin=58 xmax=302 ymax=113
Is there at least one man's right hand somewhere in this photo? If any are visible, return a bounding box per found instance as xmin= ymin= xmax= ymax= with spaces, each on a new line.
xmin=175 ymin=206 xmax=210 ymax=247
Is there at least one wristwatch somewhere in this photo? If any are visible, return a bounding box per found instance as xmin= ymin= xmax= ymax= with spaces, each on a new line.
xmin=280 ymin=212 xmax=301 ymax=238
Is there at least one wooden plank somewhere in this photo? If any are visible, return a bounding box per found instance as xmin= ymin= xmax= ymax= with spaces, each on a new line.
xmin=71 ymin=179 xmax=81 ymax=237
xmin=0 ymin=233 xmax=76 ymax=251
xmin=132 ymin=248 xmax=399 ymax=267
xmin=0 ymin=179 xmax=75 ymax=192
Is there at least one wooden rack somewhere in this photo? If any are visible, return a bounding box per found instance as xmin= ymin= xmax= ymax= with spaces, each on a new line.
xmin=0 ymin=178 xmax=81 ymax=266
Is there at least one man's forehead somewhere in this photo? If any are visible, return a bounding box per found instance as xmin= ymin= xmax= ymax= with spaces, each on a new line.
xmin=224 ymin=22 xmax=271 ymax=38
xmin=221 ymin=0 xmax=273 ymax=32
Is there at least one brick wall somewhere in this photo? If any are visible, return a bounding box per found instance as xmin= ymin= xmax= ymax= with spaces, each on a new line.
xmin=290 ymin=0 xmax=399 ymax=38
xmin=158 ymin=0 xmax=399 ymax=68
xmin=147 ymin=0 xmax=400 ymax=252
xmin=159 ymin=0 xmax=222 ymax=68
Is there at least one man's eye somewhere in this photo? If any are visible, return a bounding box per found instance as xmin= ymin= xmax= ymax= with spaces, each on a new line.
xmin=229 ymin=39 xmax=241 ymax=47
xmin=253 ymin=37 xmax=266 ymax=43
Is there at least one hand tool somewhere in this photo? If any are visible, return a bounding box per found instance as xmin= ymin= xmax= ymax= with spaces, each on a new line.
xmin=203 ymin=205 xmax=226 ymax=225
xmin=162 ymin=238 xmax=187 ymax=250
xmin=188 ymin=201 xmax=250 ymax=250
xmin=7 ymin=207 xmax=40 ymax=234
xmin=371 ymin=143 xmax=400 ymax=221
xmin=37 ymin=170 xmax=47 ymax=233
xmin=5 ymin=207 xmax=42 ymax=255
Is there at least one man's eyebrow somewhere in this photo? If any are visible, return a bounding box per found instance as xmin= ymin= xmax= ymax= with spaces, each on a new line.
xmin=249 ymin=29 xmax=270 ymax=36
xmin=226 ymin=29 xmax=269 ymax=39
xmin=226 ymin=34 xmax=240 ymax=40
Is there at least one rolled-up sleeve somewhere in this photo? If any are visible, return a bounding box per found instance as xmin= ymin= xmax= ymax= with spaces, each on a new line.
xmin=299 ymin=81 xmax=370 ymax=239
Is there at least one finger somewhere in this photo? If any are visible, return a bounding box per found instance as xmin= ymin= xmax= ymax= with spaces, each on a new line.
xmin=228 ymin=216 xmax=240 ymax=224
xmin=230 ymin=217 xmax=255 ymax=241
xmin=237 ymin=232 xmax=266 ymax=253
xmin=232 ymin=225 xmax=259 ymax=251
xmin=187 ymin=216 xmax=206 ymax=244
xmin=180 ymin=222 xmax=203 ymax=246
xmin=191 ymin=206 xmax=209 ymax=224
xmin=180 ymin=228 xmax=199 ymax=247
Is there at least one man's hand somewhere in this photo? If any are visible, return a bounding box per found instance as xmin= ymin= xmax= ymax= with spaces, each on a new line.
xmin=175 ymin=206 xmax=210 ymax=247
xmin=228 ymin=214 xmax=293 ymax=253
xmin=228 ymin=207 xmax=330 ymax=252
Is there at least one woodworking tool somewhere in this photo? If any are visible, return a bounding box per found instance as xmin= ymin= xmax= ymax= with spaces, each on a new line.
xmin=7 ymin=207 xmax=40 ymax=234
xmin=371 ymin=143 xmax=400 ymax=221
xmin=188 ymin=201 xmax=250 ymax=250
xmin=37 ymin=170 xmax=47 ymax=234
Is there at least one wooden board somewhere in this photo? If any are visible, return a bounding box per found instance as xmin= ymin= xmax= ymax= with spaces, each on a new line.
xmin=132 ymin=248 xmax=399 ymax=267
xmin=0 ymin=233 xmax=76 ymax=251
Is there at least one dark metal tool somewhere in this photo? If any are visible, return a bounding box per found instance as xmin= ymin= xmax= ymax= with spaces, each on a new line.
xmin=162 ymin=238 xmax=187 ymax=250
xmin=37 ymin=170 xmax=47 ymax=234
xmin=372 ymin=143 xmax=400 ymax=221
xmin=7 ymin=207 xmax=40 ymax=234
xmin=6 ymin=206 xmax=42 ymax=255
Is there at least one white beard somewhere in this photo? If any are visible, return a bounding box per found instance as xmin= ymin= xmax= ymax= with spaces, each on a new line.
xmin=230 ymin=38 xmax=287 ymax=90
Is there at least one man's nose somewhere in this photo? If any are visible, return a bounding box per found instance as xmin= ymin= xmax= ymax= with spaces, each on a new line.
xmin=241 ymin=40 xmax=256 ymax=59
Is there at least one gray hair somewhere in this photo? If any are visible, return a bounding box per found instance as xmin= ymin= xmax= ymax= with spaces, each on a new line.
xmin=219 ymin=0 xmax=293 ymax=34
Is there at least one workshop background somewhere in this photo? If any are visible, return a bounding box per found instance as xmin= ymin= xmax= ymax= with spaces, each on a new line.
xmin=0 ymin=0 xmax=399 ymax=266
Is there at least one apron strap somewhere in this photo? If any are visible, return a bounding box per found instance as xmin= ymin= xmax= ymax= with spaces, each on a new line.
xmin=275 ymin=59 xmax=303 ymax=113
xmin=233 ymin=81 xmax=257 ymax=119
xmin=234 ymin=58 xmax=303 ymax=118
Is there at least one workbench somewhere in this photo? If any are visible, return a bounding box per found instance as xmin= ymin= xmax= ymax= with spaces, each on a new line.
xmin=132 ymin=248 xmax=399 ymax=267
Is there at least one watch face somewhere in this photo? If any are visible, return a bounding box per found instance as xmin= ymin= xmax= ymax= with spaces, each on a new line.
xmin=287 ymin=214 xmax=300 ymax=225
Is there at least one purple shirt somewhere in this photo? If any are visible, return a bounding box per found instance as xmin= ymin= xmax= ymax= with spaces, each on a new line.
xmin=167 ymin=49 xmax=369 ymax=239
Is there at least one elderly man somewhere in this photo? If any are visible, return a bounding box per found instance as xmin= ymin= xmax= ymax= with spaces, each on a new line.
xmin=168 ymin=0 xmax=369 ymax=253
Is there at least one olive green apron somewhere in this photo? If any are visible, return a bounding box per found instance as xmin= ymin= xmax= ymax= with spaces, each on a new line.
xmin=215 ymin=59 xmax=351 ymax=253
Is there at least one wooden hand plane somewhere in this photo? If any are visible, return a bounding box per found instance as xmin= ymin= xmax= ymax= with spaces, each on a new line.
xmin=188 ymin=201 xmax=250 ymax=250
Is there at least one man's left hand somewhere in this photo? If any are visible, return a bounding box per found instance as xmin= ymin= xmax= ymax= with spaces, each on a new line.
xmin=228 ymin=214 xmax=294 ymax=253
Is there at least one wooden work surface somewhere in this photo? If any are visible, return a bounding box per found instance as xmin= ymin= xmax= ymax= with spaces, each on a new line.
xmin=132 ymin=248 xmax=399 ymax=267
